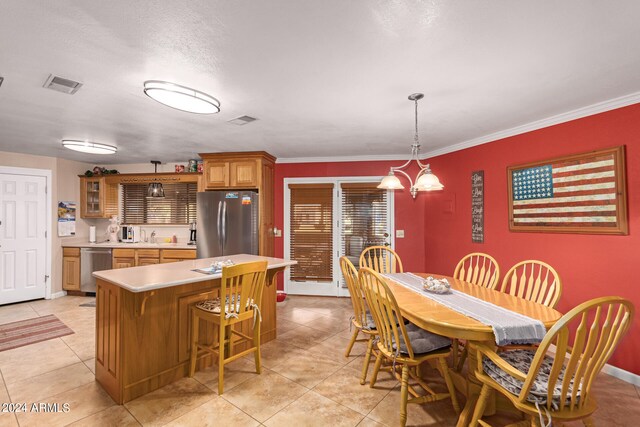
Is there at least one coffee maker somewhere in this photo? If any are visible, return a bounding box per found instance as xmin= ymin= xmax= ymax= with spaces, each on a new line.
xmin=188 ymin=221 xmax=197 ymax=245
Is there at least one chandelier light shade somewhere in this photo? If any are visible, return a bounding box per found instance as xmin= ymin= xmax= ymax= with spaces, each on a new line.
xmin=147 ymin=160 xmax=165 ymax=198
xmin=378 ymin=93 xmax=444 ymax=198
xmin=143 ymin=80 xmax=221 ymax=114
xmin=62 ymin=140 xmax=117 ymax=154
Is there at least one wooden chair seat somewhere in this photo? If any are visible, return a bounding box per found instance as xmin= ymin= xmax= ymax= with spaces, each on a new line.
xmin=481 ymin=349 xmax=581 ymax=410
xmin=189 ymin=261 xmax=267 ymax=395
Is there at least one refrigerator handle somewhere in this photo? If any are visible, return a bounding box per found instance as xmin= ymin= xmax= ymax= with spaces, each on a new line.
xmin=222 ymin=200 xmax=228 ymax=248
xmin=217 ymin=201 xmax=223 ymax=250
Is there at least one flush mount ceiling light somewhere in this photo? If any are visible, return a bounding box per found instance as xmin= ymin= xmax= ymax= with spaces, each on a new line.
xmin=62 ymin=140 xmax=117 ymax=155
xmin=143 ymin=80 xmax=221 ymax=114
xmin=378 ymin=93 xmax=444 ymax=198
xmin=147 ymin=160 xmax=165 ymax=198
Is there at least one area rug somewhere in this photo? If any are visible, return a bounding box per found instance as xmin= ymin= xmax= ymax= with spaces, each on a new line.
xmin=0 ymin=314 xmax=74 ymax=352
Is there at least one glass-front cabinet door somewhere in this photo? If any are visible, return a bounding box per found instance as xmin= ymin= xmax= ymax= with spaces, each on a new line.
xmin=80 ymin=177 xmax=105 ymax=218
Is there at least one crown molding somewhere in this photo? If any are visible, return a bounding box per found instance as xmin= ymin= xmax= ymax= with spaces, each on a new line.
xmin=276 ymin=91 xmax=640 ymax=164
xmin=276 ymin=153 xmax=412 ymax=164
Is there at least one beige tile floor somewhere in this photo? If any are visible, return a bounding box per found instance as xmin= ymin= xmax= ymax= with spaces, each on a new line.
xmin=0 ymin=295 xmax=639 ymax=426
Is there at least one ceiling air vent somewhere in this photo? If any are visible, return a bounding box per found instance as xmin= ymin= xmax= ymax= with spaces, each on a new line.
xmin=43 ymin=74 xmax=83 ymax=94
xmin=227 ymin=115 xmax=258 ymax=126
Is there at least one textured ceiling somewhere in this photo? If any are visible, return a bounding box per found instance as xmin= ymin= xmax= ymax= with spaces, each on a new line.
xmin=1 ymin=1 xmax=640 ymax=164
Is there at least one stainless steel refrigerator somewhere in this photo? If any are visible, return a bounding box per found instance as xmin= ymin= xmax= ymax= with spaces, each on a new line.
xmin=196 ymin=190 xmax=259 ymax=258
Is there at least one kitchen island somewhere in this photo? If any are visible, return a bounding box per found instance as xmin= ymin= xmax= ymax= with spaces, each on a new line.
xmin=92 ymin=254 xmax=294 ymax=404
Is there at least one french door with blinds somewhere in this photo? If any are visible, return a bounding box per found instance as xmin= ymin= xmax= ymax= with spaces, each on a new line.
xmin=284 ymin=178 xmax=393 ymax=296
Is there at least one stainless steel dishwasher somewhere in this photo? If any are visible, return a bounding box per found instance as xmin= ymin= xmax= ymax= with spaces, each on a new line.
xmin=80 ymin=247 xmax=113 ymax=292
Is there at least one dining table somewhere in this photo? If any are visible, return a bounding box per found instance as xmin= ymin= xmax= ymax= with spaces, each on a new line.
xmin=382 ymin=272 xmax=563 ymax=427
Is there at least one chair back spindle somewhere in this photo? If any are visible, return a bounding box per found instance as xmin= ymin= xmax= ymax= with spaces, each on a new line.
xmin=453 ymin=252 xmax=500 ymax=289
xmin=220 ymin=261 xmax=268 ymax=318
xmin=359 ymin=246 xmax=403 ymax=274
xmin=499 ymin=260 xmax=561 ymax=308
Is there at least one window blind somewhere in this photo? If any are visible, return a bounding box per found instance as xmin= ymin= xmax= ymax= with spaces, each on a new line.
xmin=120 ymin=182 xmax=197 ymax=224
xmin=340 ymin=183 xmax=389 ymax=272
xmin=288 ymin=183 xmax=334 ymax=282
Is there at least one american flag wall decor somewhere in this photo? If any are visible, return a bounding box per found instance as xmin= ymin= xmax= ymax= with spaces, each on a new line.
xmin=507 ymin=146 xmax=628 ymax=235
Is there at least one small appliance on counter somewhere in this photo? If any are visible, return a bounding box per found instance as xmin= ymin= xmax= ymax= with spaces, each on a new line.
xmin=121 ymin=225 xmax=142 ymax=243
xmin=188 ymin=221 xmax=197 ymax=245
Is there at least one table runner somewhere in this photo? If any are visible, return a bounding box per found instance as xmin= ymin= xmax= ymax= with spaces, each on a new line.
xmin=382 ymin=273 xmax=546 ymax=346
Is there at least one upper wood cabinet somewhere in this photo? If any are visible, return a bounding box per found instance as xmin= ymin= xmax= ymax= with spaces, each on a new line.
xmin=79 ymin=173 xmax=203 ymax=218
xmin=230 ymin=160 xmax=258 ymax=187
xmin=200 ymin=153 xmax=271 ymax=189
xmin=199 ymin=151 xmax=276 ymax=256
xmin=80 ymin=177 xmax=118 ymax=218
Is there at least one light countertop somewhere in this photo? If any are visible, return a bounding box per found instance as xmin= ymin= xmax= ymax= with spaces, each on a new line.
xmin=62 ymin=241 xmax=196 ymax=250
xmin=92 ymin=254 xmax=295 ymax=293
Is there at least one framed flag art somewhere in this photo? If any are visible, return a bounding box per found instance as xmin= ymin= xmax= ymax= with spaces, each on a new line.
xmin=507 ymin=146 xmax=628 ymax=235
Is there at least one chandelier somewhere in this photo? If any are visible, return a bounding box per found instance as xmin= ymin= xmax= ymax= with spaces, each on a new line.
xmin=378 ymin=93 xmax=443 ymax=198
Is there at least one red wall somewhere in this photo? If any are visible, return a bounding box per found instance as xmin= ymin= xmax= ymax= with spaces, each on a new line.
xmin=274 ymin=160 xmax=429 ymax=277
xmin=424 ymin=104 xmax=640 ymax=374
xmin=273 ymin=103 xmax=639 ymax=374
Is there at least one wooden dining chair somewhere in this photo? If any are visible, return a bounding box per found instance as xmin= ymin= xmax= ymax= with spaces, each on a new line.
xmin=452 ymin=253 xmax=501 ymax=371
xmin=189 ymin=261 xmax=267 ymax=394
xmin=359 ymin=267 xmax=460 ymax=427
xmin=499 ymin=260 xmax=562 ymax=308
xmin=359 ymin=246 xmax=403 ymax=274
xmin=453 ymin=252 xmax=500 ymax=289
xmin=470 ymin=296 xmax=634 ymax=427
xmin=340 ymin=256 xmax=378 ymax=384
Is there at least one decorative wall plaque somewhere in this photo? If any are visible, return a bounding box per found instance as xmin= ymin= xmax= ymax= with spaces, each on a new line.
xmin=471 ymin=170 xmax=484 ymax=243
xmin=507 ymin=146 xmax=628 ymax=235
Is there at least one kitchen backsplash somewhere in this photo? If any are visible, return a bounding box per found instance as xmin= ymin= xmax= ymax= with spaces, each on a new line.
xmin=88 ymin=219 xmax=191 ymax=243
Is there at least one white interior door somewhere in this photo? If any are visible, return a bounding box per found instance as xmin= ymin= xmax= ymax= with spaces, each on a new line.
xmin=0 ymin=174 xmax=47 ymax=305
xmin=284 ymin=177 xmax=393 ymax=297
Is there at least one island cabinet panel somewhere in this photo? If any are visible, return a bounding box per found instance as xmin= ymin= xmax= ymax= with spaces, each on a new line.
xmin=94 ymin=265 xmax=284 ymax=404
xmin=95 ymin=279 xmax=122 ymax=403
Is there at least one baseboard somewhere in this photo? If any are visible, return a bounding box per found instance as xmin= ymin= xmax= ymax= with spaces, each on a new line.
xmin=49 ymin=291 xmax=67 ymax=299
xmin=602 ymin=363 xmax=640 ymax=387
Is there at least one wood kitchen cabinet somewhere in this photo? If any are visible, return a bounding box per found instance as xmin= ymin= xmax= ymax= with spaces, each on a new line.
xmin=62 ymin=248 xmax=81 ymax=291
xmin=201 ymin=153 xmax=265 ymax=189
xmin=159 ymin=249 xmax=197 ymax=263
xmin=112 ymin=249 xmax=136 ymax=269
xmin=79 ymin=176 xmax=118 ymax=218
xmin=137 ymin=249 xmax=160 ymax=266
xmin=112 ymin=248 xmax=195 ymax=268
xmin=199 ymin=151 xmax=276 ymax=256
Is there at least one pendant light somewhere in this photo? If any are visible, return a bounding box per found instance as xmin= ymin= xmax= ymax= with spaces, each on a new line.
xmin=378 ymin=93 xmax=444 ymax=198
xmin=147 ymin=160 xmax=165 ymax=198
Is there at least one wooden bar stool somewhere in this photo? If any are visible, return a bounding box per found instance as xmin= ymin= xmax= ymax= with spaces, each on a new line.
xmin=188 ymin=261 xmax=267 ymax=394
